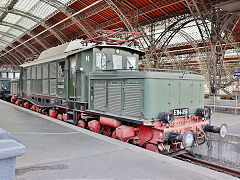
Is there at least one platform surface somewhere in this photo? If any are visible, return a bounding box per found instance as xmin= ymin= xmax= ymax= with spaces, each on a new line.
xmin=0 ymin=100 xmax=238 ymax=180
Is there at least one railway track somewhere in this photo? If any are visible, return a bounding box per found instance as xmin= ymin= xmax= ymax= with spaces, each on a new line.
xmin=176 ymin=154 xmax=240 ymax=178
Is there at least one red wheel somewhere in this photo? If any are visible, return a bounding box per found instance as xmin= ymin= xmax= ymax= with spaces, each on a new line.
xmin=49 ymin=109 xmax=57 ymax=118
xmin=15 ymin=100 xmax=20 ymax=106
xmin=57 ymin=114 xmax=63 ymax=121
xmin=24 ymin=102 xmax=30 ymax=109
xmin=63 ymin=114 xmax=67 ymax=122
xmin=77 ymin=120 xmax=85 ymax=128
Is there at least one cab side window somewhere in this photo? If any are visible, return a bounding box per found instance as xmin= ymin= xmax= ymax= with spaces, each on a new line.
xmin=113 ymin=55 xmax=122 ymax=69
xmin=127 ymin=57 xmax=136 ymax=70
xmin=96 ymin=53 xmax=107 ymax=70
xmin=58 ymin=61 xmax=65 ymax=77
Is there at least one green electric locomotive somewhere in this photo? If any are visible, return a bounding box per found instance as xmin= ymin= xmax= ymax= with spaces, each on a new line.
xmin=13 ymin=32 xmax=227 ymax=154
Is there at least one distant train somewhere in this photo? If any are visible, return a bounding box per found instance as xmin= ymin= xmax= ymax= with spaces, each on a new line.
xmin=0 ymin=68 xmax=20 ymax=100
xmin=9 ymin=31 xmax=227 ymax=154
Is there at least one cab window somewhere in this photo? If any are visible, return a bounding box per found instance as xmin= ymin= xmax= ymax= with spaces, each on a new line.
xmin=8 ymin=73 xmax=14 ymax=79
xmin=113 ymin=55 xmax=122 ymax=69
xmin=2 ymin=72 xmax=7 ymax=78
xmin=96 ymin=53 xmax=107 ymax=70
xmin=58 ymin=61 xmax=65 ymax=77
xmin=70 ymin=56 xmax=76 ymax=77
xmin=127 ymin=57 xmax=136 ymax=70
xmin=15 ymin=73 xmax=20 ymax=79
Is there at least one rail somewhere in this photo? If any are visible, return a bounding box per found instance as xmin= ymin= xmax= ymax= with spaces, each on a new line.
xmin=176 ymin=154 xmax=240 ymax=178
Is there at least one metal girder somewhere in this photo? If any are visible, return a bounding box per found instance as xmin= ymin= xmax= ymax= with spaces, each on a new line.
xmin=0 ymin=0 xmax=103 ymax=63
xmin=0 ymin=7 xmax=40 ymax=22
xmin=184 ymin=0 xmax=240 ymax=95
xmin=104 ymin=0 xmax=135 ymax=32
xmin=40 ymin=0 xmax=92 ymax=38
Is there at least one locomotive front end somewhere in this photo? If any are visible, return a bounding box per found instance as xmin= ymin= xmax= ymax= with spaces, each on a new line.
xmin=88 ymin=70 xmax=227 ymax=154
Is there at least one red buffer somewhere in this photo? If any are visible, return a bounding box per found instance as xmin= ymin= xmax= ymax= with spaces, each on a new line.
xmin=88 ymin=120 xmax=101 ymax=133
xmin=49 ymin=109 xmax=57 ymax=118
xmin=24 ymin=102 xmax=30 ymax=109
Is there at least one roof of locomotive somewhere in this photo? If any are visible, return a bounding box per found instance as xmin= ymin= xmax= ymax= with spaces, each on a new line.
xmin=20 ymin=39 xmax=145 ymax=67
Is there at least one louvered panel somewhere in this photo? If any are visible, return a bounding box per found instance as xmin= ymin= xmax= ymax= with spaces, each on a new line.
xmin=32 ymin=66 xmax=36 ymax=79
xmin=50 ymin=62 xmax=56 ymax=78
xmin=42 ymin=79 xmax=48 ymax=95
xmin=94 ymin=81 xmax=106 ymax=112
xmin=27 ymin=67 xmax=31 ymax=79
xmin=27 ymin=80 xmax=31 ymax=92
xmin=37 ymin=65 xmax=42 ymax=79
xmin=124 ymin=83 xmax=142 ymax=118
xmin=108 ymin=82 xmax=122 ymax=115
xmin=42 ymin=63 xmax=48 ymax=79
xmin=50 ymin=79 xmax=56 ymax=96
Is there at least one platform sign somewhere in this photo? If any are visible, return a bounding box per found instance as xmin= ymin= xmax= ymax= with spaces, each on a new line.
xmin=234 ymin=72 xmax=240 ymax=76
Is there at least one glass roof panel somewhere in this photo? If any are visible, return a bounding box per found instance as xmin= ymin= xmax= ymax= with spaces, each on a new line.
xmin=0 ymin=0 xmax=9 ymax=7
xmin=2 ymin=36 xmax=13 ymax=42
xmin=17 ymin=18 xmax=37 ymax=29
xmin=14 ymin=0 xmax=39 ymax=12
xmin=3 ymin=13 xmax=22 ymax=24
xmin=8 ymin=28 xmax=23 ymax=37
xmin=0 ymin=25 xmax=11 ymax=32
xmin=30 ymin=1 xmax=56 ymax=19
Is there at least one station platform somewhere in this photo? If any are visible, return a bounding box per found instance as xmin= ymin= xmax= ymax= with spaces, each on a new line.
xmin=0 ymin=100 xmax=237 ymax=180
xmin=210 ymin=113 xmax=240 ymax=136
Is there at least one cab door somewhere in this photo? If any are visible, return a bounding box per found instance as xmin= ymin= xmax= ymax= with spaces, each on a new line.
xmin=68 ymin=55 xmax=77 ymax=98
xmin=57 ymin=60 xmax=67 ymax=98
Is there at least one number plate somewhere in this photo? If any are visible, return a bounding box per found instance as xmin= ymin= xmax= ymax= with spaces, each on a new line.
xmin=173 ymin=108 xmax=189 ymax=116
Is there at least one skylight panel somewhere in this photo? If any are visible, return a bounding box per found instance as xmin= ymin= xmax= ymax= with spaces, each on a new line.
xmin=8 ymin=29 xmax=24 ymax=37
xmin=2 ymin=36 xmax=13 ymax=43
xmin=0 ymin=0 xmax=9 ymax=7
xmin=14 ymin=0 xmax=39 ymax=12
xmin=0 ymin=25 xmax=11 ymax=32
xmin=4 ymin=13 xmax=22 ymax=24
xmin=30 ymin=1 xmax=56 ymax=19
xmin=17 ymin=18 xmax=37 ymax=29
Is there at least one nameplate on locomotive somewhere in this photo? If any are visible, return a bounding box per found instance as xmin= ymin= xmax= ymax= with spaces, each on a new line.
xmin=172 ymin=108 xmax=189 ymax=116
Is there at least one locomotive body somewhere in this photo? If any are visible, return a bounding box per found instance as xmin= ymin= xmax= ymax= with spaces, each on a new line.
xmin=11 ymin=39 xmax=227 ymax=154
xmin=0 ymin=68 xmax=20 ymax=100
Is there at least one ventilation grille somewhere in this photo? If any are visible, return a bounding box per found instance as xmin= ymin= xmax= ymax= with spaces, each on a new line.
xmin=108 ymin=82 xmax=122 ymax=115
xmin=42 ymin=79 xmax=48 ymax=95
xmin=27 ymin=80 xmax=31 ymax=92
xmin=50 ymin=62 xmax=56 ymax=78
xmin=42 ymin=64 xmax=48 ymax=79
xmin=27 ymin=67 xmax=31 ymax=79
xmin=93 ymin=82 xmax=106 ymax=112
xmin=11 ymin=82 xmax=18 ymax=95
xmin=50 ymin=79 xmax=56 ymax=96
xmin=32 ymin=66 xmax=36 ymax=79
xmin=37 ymin=65 xmax=42 ymax=79
xmin=124 ymin=83 xmax=142 ymax=118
